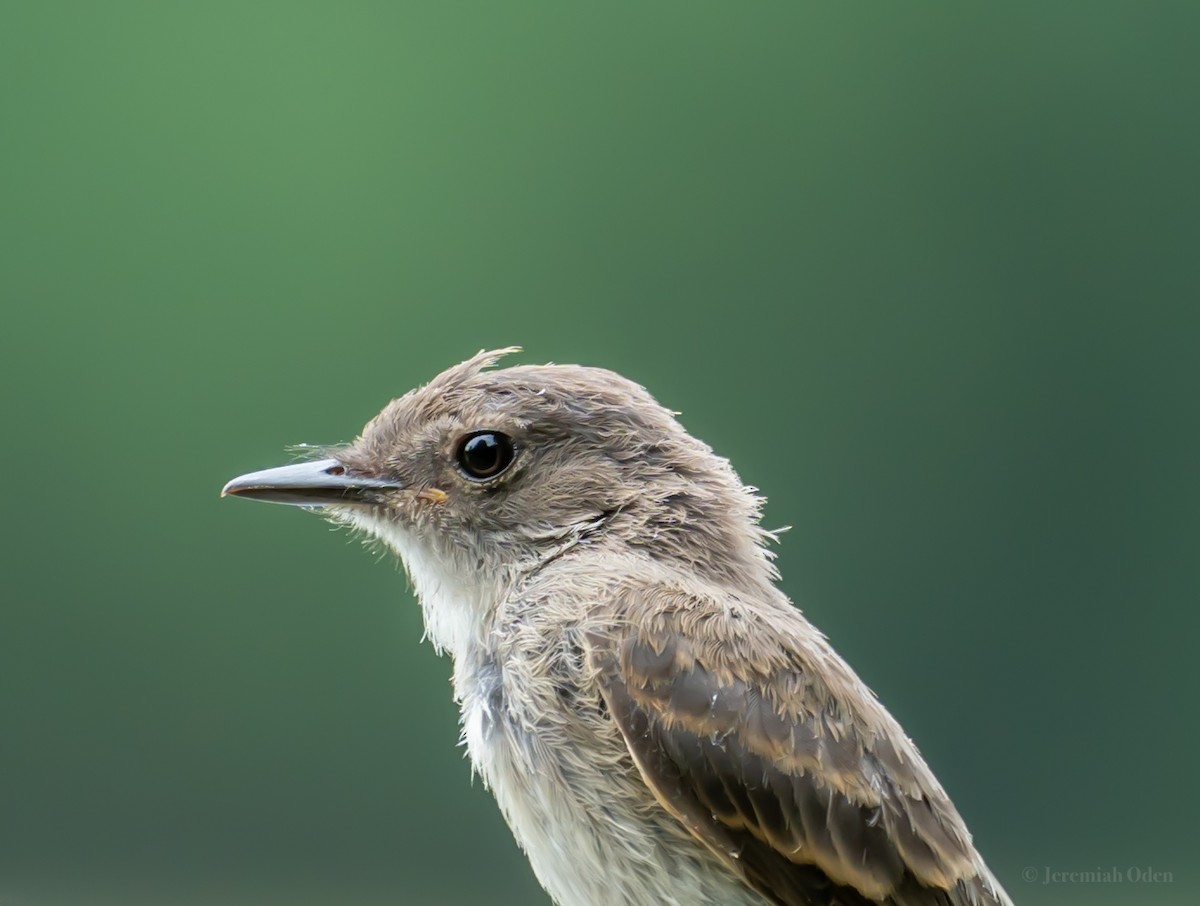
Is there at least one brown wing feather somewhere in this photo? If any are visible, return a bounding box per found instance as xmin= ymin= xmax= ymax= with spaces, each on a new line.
xmin=584 ymin=586 xmax=1011 ymax=906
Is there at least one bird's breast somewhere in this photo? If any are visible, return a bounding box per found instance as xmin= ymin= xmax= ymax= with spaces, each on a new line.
xmin=455 ymin=626 xmax=762 ymax=906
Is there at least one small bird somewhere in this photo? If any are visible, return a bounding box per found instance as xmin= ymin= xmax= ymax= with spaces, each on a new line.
xmin=223 ymin=349 xmax=1013 ymax=906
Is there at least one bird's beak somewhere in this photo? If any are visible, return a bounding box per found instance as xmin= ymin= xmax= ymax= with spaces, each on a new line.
xmin=221 ymin=458 xmax=404 ymax=507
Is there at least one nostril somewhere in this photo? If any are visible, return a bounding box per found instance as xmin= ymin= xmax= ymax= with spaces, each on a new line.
xmin=325 ymin=464 xmax=346 ymax=476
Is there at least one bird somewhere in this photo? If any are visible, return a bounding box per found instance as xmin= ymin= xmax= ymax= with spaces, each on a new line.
xmin=222 ymin=348 xmax=1013 ymax=906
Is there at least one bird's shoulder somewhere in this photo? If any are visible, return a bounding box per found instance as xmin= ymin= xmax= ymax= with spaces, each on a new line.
xmin=570 ymin=564 xmax=1011 ymax=906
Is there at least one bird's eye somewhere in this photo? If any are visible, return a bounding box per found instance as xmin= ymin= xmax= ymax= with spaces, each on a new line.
xmin=456 ymin=431 xmax=516 ymax=480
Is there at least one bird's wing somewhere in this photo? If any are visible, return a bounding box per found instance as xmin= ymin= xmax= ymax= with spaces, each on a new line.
xmin=583 ymin=584 xmax=1011 ymax=906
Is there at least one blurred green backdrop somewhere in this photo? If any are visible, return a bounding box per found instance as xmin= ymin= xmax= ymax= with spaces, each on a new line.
xmin=2 ymin=3 xmax=1197 ymax=905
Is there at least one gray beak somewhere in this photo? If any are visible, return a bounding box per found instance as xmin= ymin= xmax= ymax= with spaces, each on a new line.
xmin=221 ymin=458 xmax=403 ymax=507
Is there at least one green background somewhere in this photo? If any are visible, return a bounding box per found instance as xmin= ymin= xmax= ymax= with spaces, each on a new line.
xmin=2 ymin=4 xmax=1196 ymax=905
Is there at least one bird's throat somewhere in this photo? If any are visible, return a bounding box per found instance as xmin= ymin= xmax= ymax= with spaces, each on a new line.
xmin=338 ymin=509 xmax=499 ymax=660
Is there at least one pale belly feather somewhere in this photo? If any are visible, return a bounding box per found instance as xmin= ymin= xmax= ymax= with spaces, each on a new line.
xmin=459 ymin=658 xmax=764 ymax=906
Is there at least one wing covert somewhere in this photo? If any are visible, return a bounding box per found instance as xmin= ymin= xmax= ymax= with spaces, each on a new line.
xmin=584 ymin=586 xmax=1011 ymax=906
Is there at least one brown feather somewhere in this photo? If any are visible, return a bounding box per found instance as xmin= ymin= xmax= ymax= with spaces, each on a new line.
xmin=586 ymin=585 xmax=1009 ymax=906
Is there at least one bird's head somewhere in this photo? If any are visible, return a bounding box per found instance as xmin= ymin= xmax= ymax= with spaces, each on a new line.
xmin=223 ymin=349 xmax=776 ymax=642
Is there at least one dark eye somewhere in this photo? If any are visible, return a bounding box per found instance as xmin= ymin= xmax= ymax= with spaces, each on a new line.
xmin=456 ymin=431 xmax=516 ymax=480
